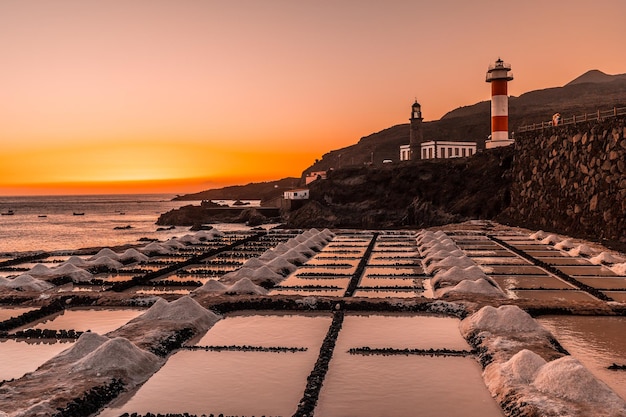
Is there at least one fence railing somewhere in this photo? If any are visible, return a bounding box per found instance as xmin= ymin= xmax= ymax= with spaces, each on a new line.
xmin=517 ymin=106 xmax=626 ymax=132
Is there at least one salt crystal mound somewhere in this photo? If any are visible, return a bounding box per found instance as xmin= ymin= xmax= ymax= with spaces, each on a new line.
xmin=265 ymin=256 xmax=298 ymax=275
xmin=119 ymin=248 xmax=149 ymax=262
xmin=258 ymin=250 xmax=280 ymax=261
xmin=87 ymin=256 xmax=123 ymax=270
xmin=529 ymin=230 xmax=547 ymax=240
xmin=162 ymin=239 xmax=186 ymax=249
xmin=55 ymin=332 xmax=110 ymax=363
xmin=136 ymin=296 xmax=221 ymax=331
xmin=0 ymin=274 xmax=54 ymax=291
xmin=140 ymin=242 xmax=171 ymax=255
xmin=425 ymin=255 xmax=475 ymax=275
xmin=589 ymin=252 xmax=625 ymax=265
xmin=554 ymin=239 xmax=575 ymax=250
xmin=611 ymin=263 xmax=626 ymax=276
xmin=52 ymin=263 xmax=93 ymax=282
xmin=222 ymin=265 xmax=284 ymax=286
xmin=272 ymin=242 xmax=292 ymax=254
xmin=437 ymin=278 xmax=505 ymax=298
xmin=194 ymin=279 xmax=228 ymax=294
xmin=28 ymin=263 xmax=93 ymax=282
xmin=568 ymin=244 xmax=594 ymax=257
xmin=293 ymin=243 xmax=316 ymax=257
xmin=63 ymin=256 xmax=91 ymax=267
xmin=497 ymin=349 xmax=547 ymax=384
xmin=321 ymin=228 xmax=335 ymax=239
xmin=294 ymin=234 xmax=309 ymax=243
xmin=178 ymin=234 xmax=201 ymax=244
xmin=460 ymin=305 xmax=551 ymax=339
xmin=27 ymin=264 xmax=53 ymax=277
xmin=225 ymin=277 xmax=268 ymax=295
xmin=423 ymin=249 xmax=465 ymax=265
xmin=431 ymin=265 xmax=490 ymax=290
xmin=281 ymin=249 xmax=309 ymax=265
xmin=532 ymin=356 xmax=626 ymax=410
xmin=71 ymin=337 xmax=160 ymax=384
xmin=540 ymin=234 xmax=560 ymax=245
xmin=194 ymin=230 xmax=216 ymax=241
xmin=89 ymin=248 xmax=121 ymax=261
xmin=242 ymin=257 xmax=267 ymax=269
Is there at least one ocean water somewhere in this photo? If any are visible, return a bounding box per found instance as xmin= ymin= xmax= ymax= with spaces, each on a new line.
xmin=0 ymin=194 xmax=252 ymax=253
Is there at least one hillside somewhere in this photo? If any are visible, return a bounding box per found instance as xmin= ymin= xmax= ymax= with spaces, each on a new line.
xmin=303 ymin=70 xmax=626 ymax=176
xmin=173 ymin=177 xmax=300 ymax=203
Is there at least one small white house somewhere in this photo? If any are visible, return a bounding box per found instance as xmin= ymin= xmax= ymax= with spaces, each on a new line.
xmin=283 ymin=189 xmax=310 ymax=200
xmin=421 ymin=141 xmax=477 ymax=160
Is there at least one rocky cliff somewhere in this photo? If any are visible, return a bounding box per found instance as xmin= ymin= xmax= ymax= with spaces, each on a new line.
xmin=287 ymin=146 xmax=514 ymax=229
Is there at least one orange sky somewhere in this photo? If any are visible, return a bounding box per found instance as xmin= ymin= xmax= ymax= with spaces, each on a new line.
xmin=1 ymin=0 xmax=625 ymax=195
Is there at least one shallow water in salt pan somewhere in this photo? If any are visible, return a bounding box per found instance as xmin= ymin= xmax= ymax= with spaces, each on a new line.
xmin=538 ymin=315 xmax=626 ymax=401
xmin=316 ymin=356 xmax=504 ymax=417
xmin=0 ymin=339 xmax=74 ymax=381
xmin=28 ymin=308 xmax=144 ymax=334
xmin=98 ymin=350 xmax=317 ymax=417
xmin=338 ymin=314 xmax=471 ymax=350
xmin=0 ymin=307 xmax=35 ymax=321
xmin=99 ymin=313 xmax=331 ymax=417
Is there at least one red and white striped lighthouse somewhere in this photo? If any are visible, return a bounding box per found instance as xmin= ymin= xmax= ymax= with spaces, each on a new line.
xmin=485 ymin=58 xmax=514 ymax=149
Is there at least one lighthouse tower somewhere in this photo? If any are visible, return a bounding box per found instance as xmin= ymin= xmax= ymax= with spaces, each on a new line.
xmin=409 ymin=100 xmax=424 ymax=159
xmin=485 ymin=58 xmax=514 ymax=149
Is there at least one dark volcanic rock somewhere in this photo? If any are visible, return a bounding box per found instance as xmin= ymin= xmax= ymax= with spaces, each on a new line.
xmin=286 ymin=146 xmax=514 ymax=229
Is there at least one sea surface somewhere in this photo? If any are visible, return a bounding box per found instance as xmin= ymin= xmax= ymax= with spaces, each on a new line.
xmin=0 ymin=194 xmax=258 ymax=253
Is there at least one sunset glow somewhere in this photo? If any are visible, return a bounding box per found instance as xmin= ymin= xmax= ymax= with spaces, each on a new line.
xmin=1 ymin=0 xmax=625 ymax=195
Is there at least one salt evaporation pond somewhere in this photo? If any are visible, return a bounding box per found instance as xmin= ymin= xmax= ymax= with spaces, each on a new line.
xmin=316 ymin=356 xmax=503 ymax=417
xmin=28 ymin=308 xmax=144 ymax=334
xmin=315 ymin=314 xmax=502 ymax=417
xmin=0 ymin=307 xmax=35 ymax=321
xmin=0 ymin=339 xmax=74 ymax=381
xmin=538 ymin=315 xmax=626 ymax=401
xmin=99 ymin=312 xmax=332 ymax=417
xmin=336 ymin=314 xmax=471 ymax=350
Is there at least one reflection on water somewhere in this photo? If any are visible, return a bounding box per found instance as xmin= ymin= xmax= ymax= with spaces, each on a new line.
xmin=196 ymin=312 xmax=331 ymax=349
xmin=100 ymin=313 xmax=332 ymax=417
xmin=0 ymin=339 xmax=74 ymax=381
xmin=538 ymin=316 xmax=626 ymax=400
xmin=317 ymin=355 xmax=503 ymax=417
xmin=29 ymin=308 xmax=144 ymax=334
xmin=0 ymin=307 xmax=35 ymax=322
xmin=337 ymin=314 xmax=471 ymax=350
xmin=98 ymin=350 xmax=315 ymax=417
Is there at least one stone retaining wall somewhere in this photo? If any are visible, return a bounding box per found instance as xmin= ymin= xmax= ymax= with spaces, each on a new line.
xmin=509 ymin=116 xmax=626 ymax=243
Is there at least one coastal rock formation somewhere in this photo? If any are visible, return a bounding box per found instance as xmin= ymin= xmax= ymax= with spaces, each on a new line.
xmin=287 ymin=145 xmax=514 ymax=228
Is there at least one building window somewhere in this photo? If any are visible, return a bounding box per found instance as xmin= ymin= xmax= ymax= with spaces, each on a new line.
xmin=462 ymin=148 xmax=466 ymax=157
xmin=441 ymin=148 xmax=446 ymax=158
xmin=448 ymin=147 xmax=452 ymax=157
xmin=455 ymin=148 xmax=459 ymax=156
xmin=428 ymin=148 xmax=432 ymax=159
xmin=469 ymin=148 xmax=473 ymax=156
xmin=423 ymin=149 xmax=427 ymax=159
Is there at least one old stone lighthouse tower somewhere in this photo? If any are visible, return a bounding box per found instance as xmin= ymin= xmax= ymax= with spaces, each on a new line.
xmin=409 ymin=100 xmax=423 ymax=160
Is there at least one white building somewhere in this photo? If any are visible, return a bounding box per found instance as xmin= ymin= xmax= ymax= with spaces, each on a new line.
xmin=283 ymin=189 xmax=310 ymax=200
xmin=420 ymin=141 xmax=477 ymax=160
xmin=400 ymin=144 xmax=411 ymax=161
